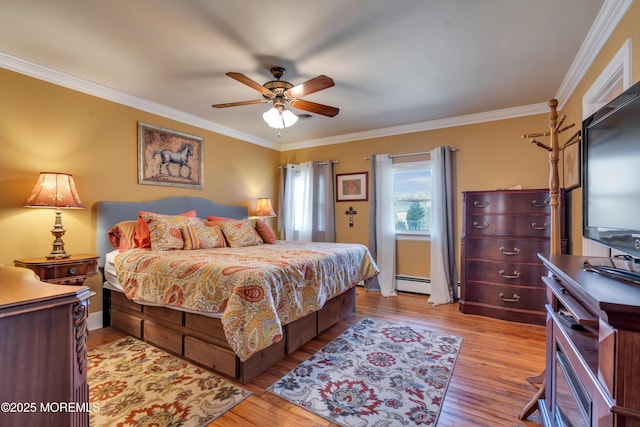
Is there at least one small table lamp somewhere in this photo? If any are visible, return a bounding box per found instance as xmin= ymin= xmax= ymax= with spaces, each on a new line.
xmin=23 ymin=172 xmax=85 ymax=259
xmin=253 ymin=198 xmax=277 ymax=218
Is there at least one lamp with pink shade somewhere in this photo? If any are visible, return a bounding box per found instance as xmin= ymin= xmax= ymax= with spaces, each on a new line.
xmin=23 ymin=172 xmax=85 ymax=259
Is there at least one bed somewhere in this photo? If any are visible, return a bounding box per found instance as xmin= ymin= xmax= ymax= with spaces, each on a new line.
xmin=97 ymin=197 xmax=378 ymax=384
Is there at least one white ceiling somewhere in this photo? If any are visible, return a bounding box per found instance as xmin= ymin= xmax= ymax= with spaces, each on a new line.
xmin=0 ymin=0 xmax=622 ymax=151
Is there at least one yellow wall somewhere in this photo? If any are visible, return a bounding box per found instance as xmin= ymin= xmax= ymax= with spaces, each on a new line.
xmin=0 ymin=68 xmax=280 ymax=312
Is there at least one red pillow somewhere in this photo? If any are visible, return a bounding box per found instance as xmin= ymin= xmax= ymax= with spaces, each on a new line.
xmin=134 ymin=210 xmax=197 ymax=248
xmin=205 ymin=215 xmax=234 ymax=227
xmin=255 ymin=219 xmax=276 ymax=244
xmin=107 ymin=220 xmax=138 ymax=251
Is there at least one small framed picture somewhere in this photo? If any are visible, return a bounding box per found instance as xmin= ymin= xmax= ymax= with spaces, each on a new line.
xmin=138 ymin=122 xmax=204 ymax=189
xmin=336 ymin=172 xmax=368 ymax=202
xmin=563 ymin=139 xmax=580 ymax=190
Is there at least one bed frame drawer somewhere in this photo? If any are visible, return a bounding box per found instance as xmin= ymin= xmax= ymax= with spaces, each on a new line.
xmin=318 ymin=288 xmax=356 ymax=333
xmin=111 ymin=308 xmax=142 ymax=338
xmin=111 ymin=290 xmax=142 ymax=312
xmin=144 ymin=305 xmax=184 ymax=326
xmin=184 ymin=313 xmax=229 ymax=348
xmin=285 ymin=312 xmax=317 ymax=354
xmin=184 ymin=336 xmax=237 ymax=378
xmin=240 ymin=338 xmax=286 ymax=384
xmin=144 ymin=320 xmax=183 ymax=355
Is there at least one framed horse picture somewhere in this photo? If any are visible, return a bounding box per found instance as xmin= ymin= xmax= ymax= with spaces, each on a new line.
xmin=138 ymin=122 xmax=204 ymax=189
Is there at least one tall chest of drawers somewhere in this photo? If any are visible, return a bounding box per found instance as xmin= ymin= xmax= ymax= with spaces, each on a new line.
xmin=460 ymin=189 xmax=565 ymax=325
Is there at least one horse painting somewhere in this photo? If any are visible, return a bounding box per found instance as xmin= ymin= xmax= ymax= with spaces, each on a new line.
xmin=152 ymin=143 xmax=193 ymax=179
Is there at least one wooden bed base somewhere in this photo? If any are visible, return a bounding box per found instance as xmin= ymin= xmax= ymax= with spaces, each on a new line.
xmin=103 ymin=286 xmax=356 ymax=384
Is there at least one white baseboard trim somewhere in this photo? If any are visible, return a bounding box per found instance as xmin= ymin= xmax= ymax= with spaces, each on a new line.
xmin=88 ymin=311 xmax=103 ymax=331
xmin=396 ymin=276 xmax=431 ymax=294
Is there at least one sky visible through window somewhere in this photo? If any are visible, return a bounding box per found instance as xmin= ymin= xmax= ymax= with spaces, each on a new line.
xmin=394 ymin=169 xmax=431 ymax=193
xmin=394 ymin=164 xmax=431 ymax=232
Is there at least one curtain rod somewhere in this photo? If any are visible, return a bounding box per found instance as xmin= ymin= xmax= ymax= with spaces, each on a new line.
xmin=364 ymin=148 xmax=457 ymax=161
xmin=278 ymin=160 xmax=339 ymax=169
xmin=317 ymin=160 xmax=339 ymax=165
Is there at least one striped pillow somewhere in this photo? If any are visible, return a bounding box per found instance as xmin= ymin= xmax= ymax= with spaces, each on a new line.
xmin=181 ymin=222 xmax=226 ymax=250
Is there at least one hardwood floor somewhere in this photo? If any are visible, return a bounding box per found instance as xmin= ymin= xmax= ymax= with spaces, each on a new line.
xmin=88 ymin=288 xmax=545 ymax=426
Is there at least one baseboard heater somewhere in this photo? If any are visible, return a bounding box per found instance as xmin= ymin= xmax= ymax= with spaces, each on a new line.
xmin=396 ymin=275 xmax=431 ymax=294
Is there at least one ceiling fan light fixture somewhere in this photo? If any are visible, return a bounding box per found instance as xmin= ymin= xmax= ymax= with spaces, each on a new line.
xmin=263 ymin=106 xmax=298 ymax=129
xmin=281 ymin=109 xmax=298 ymax=127
xmin=213 ymin=67 xmax=339 ymax=125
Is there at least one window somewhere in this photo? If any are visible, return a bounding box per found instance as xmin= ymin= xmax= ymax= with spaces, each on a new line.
xmin=287 ymin=165 xmax=311 ymax=240
xmin=393 ymin=160 xmax=431 ymax=236
xmin=283 ymin=162 xmax=334 ymax=242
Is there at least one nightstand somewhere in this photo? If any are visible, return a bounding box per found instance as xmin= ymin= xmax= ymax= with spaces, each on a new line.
xmin=14 ymin=253 xmax=99 ymax=285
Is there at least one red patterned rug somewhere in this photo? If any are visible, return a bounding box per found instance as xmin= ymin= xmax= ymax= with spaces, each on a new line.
xmin=88 ymin=336 xmax=250 ymax=426
xmin=267 ymin=317 xmax=462 ymax=426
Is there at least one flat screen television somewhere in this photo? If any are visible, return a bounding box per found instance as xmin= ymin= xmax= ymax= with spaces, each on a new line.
xmin=583 ymin=79 xmax=640 ymax=262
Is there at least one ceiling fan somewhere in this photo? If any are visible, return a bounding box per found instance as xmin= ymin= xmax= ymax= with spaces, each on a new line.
xmin=212 ymin=67 xmax=339 ymax=128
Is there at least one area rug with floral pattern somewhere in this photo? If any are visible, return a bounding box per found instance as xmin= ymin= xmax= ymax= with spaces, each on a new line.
xmin=88 ymin=336 xmax=250 ymax=426
xmin=267 ymin=317 xmax=462 ymax=426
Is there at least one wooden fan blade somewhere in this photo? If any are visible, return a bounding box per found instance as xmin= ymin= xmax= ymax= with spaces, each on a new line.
xmin=212 ymin=99 xmax=269 ymax=108
xmin=290 ymin=99 xmax=339 ymax=117
xmin=285 ymin=75 xmax=335 ymax=98
xmin=226 ymin=72 xmax=274 ymax=97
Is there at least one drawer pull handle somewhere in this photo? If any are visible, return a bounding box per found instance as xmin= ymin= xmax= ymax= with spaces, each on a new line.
xmin=68 ymin=267 xmax=79 ymax=275
xmin=499 ymin=292 xmax=521 ymax=303
xmin=473 ymin=221 xmax=489 ymax=229
xmin=499 ymin=269 xmax=521 ymax=279
xmin=499 ymin=246 xmax=521 ymax=255
xmin=531 ymin=222 xmax=549 ymax=230
xmin=473 ymin=200 xmax=490 ymax=208
xmin=531 ymin=199 xmax=550 ymax=208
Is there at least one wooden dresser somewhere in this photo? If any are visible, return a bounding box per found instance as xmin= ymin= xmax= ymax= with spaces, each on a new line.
xmin=0 ymin=266 xmax=94 ymax=427
xmin=460 ymin=188 xmax=565 ymax=325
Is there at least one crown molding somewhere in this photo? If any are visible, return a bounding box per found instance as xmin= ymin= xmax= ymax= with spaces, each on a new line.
xmin=555 ymin=0 xmax=633 ymax=110
xmin=0 ymin=52 xmax=552 ymax=152
xmin=279 ymin=103 xmax=549 ymax=151
xmin=0 ymin=51 xmax=279 ymax=150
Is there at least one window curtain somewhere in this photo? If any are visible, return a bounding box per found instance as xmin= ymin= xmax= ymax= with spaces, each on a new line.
xmin=310 ymin=161 xmax=336 ymax=242
xmin=428 ymin=146 xmax=458 ymax=305
xmin=280 ymin=161 xmax=336 ymax=242
xmin=367 ymin=154 xmax=396 ymax=296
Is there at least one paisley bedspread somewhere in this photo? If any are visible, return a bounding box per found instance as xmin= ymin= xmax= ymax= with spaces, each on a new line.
xmin=114 ymin=241 xmax=379 ymax=361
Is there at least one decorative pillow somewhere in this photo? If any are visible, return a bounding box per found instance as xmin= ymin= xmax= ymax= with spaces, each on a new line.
xmin=181 ymin=222 xmax=226 ymax=250
xmin=255 ymin=219 xmax=276 ymax=244
xmin=206 ymin=215 xmax=234 ymax=222
xmin=204 ymin=215 xmax=234 ymax=227
xmin=219 ymin=219 xmax=264 ymax=247
xmin=134 ymin=210 xmax=197 ymax=248
xmin=140 ymin=213 xmax=200 ymax=250
xmin=107 ymin=220 xmax=138 ymax=251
